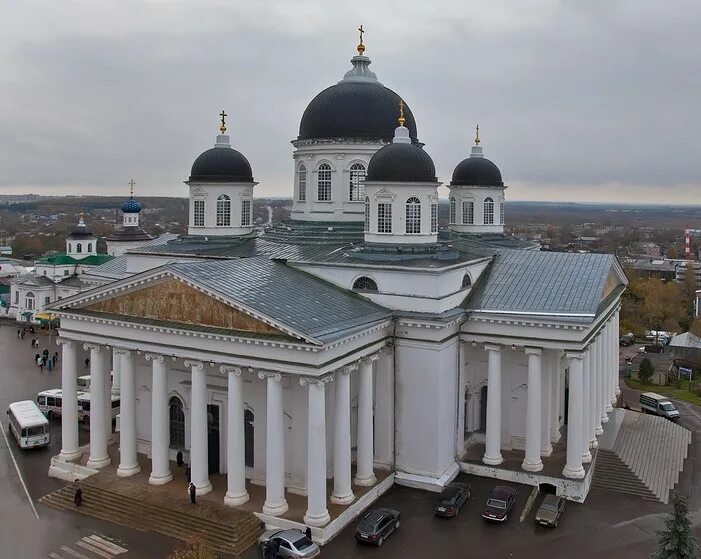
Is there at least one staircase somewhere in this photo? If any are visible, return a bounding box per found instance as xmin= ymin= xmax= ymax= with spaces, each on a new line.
xmin=39 ymin=484 xmax=263 ymax=557
xmin=591 ymin=450 xmax=657 ymax=499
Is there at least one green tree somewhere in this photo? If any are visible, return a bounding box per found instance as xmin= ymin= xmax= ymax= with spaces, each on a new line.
xmin=639 ymin=357 xmax=654 ymax=384
xmin=652 ymin=491 xmax=698 ymax=559
xmin=642 ymin=279 xmax=687 ymax=343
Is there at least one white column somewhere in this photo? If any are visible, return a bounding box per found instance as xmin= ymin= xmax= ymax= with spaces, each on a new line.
xmin=58 ymin=340 xmax=81 ymax=461
xmin=594 ymin=335 xmax=604 ymax=434
xmin=188 ymin=360 xmax=212 ymax=495
xmin=373 ymin=348 xmax=394 ymax=467
xmin=581 ymin=347 xmax=592 ymax=463
xmin=522 ymin=348 xmax=543 ymax=471
xmin=258 ymin=371 xmax=288 ymax=516
xmin=457 ymin=341 xmax=468 ymax=454
xmin=117 ymin=350 xmax=140 ymax=477
xmin=301 ymin=377 xmax=331 ymax=527
xmin=589 ymin=340 xmax=599 ymax=446
xmin=147 ymin=353 xmax=172 ymax=485
xmin=614 ymin=310 xmax=621 ymax=398
xmin=483 ymin=344 xmax=503 ymax=466
xmin=551 ymin=351 xmax=563 ymax=443
xmin=563 ymin=352 xmax=585 ymax=479
xmin=112 ymin=348 xmax=121 ymax=394
xmin=104 ymin=350 xmax=113 ymax=444
xmin=540 ymin=350 xmax=553 ymax=456
xmin=605 ymin=322 xmax=614 ymax=412
xmin=331 ymin=365 xmax=355 ymax=505
xmin=222 ymin=366 xmax=249 ymax=506
xmin=355 ymin=355 xmax=378 ymax=486
xmin=600 ymin=327 xmax=609 ymax=424
xmin=85 ymin=343 xmax=110 ymax=469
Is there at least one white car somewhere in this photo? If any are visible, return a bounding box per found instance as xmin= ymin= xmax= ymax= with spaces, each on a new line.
xmin=258 ymin=529 xmax=320 ymax=558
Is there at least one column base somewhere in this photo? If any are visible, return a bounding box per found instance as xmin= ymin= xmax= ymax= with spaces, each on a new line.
xmin=330 ymin=490 xmax=355 ymax=506
xmin=86 ymin=455 xmax=111 ymax=469
xmin=304 ymin=509 xmax=331 ymax=528
xmin=562 ymin=464 xmax=585 ymax=479
xmin=58 ymin=449 xmax=82 ymax=462
xmin=262 ymin=499 xmax=289 ymax=517
xmin=195 ymin=481 xmax=212 ymax=495
xmin=582 ymin=450 xmax=592 ymax=464
xmin=149 ymin=471 xmax=173 ymax=485
xmin=117 ymin=464 xmax=141 ymax=478
xmin=521 ymin=458 xmax=543 ymax=472
xmin=540 ymin=444 xmax=553 ymax=457
xmin=224 ymin=491 xmax=250 ymax=507
xmin=354 ymin=473 xmax=377 ymax=487
xmin=482 ymin=454 xmax=503 ymax=466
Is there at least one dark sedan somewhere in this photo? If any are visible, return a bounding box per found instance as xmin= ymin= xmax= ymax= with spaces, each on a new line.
xmin=481 ymin=486 xmax=518 ymax=522
xmin=433 ymin=482 xmax=471 ymax=518
xmin=355 ymin=508 xmax=401 ymax=546
xmin=535 ymin=494 xmax=566 ymax=527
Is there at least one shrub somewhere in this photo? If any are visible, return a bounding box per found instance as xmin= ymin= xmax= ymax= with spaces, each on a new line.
xmin=639 ymin=357 xmax=654 ymax=383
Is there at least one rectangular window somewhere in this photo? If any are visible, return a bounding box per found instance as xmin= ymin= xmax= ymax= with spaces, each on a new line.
xmin=500 ymin=202 xmax=504 ymax=224
xmin=463 ymin=201 xmax=474 ymax=224
xmin=377 ymin=203 xmax=392 ymax=233
xmin=14 ymin=291 xmax=18 ymax=304
xmin=26 ymin=298 xmax=34 ymax=310
xmin=405 ymin=201 xmax=421 ymax=234
xmin=431 ymin=203 xmax=438 ymax=233
xmin=241 ymin=200 xmax=251 ymax=226
xmin=449 ymin=199 xmax=456 ymax=224
xmin=63 ymin=270 xmax=69 ymax=276
xmin=193 ymin=200 xmax=205 ymax=227
xmin=317 ymin=165 xmax=332 ymax=201
xmin=298 ymin=169 xmax=307 ymax=201
xmin=364 ymin=199 xmax=370 ymax=232
xmin=349 ymin=165 xmax=366 ymax=201
xmin=44 ymin=296 xmax=51 ymax=305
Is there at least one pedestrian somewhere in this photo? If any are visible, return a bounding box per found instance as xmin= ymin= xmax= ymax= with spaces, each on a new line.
xmin=188 ymin=481 xmax=196 ymax=504
xmin=74 ymin=481 xmax=82 ymax=507
xmin=305 ymin=526 xmax=312 ymax=540
xmin=43 ymin=348 xmax=49 ymax=357
xmin=176 ymin=450 xmax=183 ymax=467
xmin=48 ymin=359 xmax=52 ymax=372
xmin=85 ymin=357 xmax=90 ymax=369
xmin=39 ymin=360 xmax=44 ymax=372
xmin=16 ymin=329 xmax=20 ymax=338
xmin=20 ymin=329 xmax=25 ymax=339
xmin=54 ymin=351 xmax=58 ymax=363
xmin=52 ymin=354 xmax=57 ymax=368
xmin=34 ymin=353 xmax=40 ymax=365
xmin=265 ymin=538 xmax=280 ymax=559
xmin=185 ymin=465 xmax=191 ymax=482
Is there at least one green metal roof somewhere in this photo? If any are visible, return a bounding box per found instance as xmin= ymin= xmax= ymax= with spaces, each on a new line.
xmin=35 ymin=253 xmax=113 ymax=266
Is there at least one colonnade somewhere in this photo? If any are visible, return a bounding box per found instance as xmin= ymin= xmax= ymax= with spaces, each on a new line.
xmin=479 ymin=310 xmax=620 ymax=479
xmin=57 ymin=339 xmax=391 ymax=527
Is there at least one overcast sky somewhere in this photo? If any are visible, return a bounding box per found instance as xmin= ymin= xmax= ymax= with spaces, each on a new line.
xmin=1 ymin=0 xmax=699 ymax=203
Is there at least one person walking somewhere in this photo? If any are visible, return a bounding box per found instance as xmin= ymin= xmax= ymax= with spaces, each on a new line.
xmin=188 ymin=481 xmax=196 ymax=504
xmin=17 ymin=329 xmax=20 ymax=338
xmin=264 ymin=538 xmax=280 ymax=559
xmin=84 ymin=357 xmax=90 ymax=369
xmin=305 ymin=526 xmax=312 ymax=540
xmin=74 ymin=481 xmax=83 ymax=507
xmin=176 ymin=450 xmax=184 ymax=467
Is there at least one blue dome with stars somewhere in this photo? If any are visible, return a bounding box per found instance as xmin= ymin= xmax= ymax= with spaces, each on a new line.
xmin=121 ymin=198 xmax=142 ymax=213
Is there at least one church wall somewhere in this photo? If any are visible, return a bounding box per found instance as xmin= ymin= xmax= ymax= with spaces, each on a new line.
xmin=187 ymin=183 xmax=254 ymax=236
xmin=107 ymin=240 xmax=153 ymax=258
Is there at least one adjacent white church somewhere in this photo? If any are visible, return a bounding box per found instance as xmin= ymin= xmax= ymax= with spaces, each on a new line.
xmin=48 ymin=36 xmax=626 ymax=540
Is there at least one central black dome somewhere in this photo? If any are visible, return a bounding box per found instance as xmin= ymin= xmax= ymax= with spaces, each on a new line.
xmin=189 ymin=147 xmax=253 ymax=183
xmin=451 ymin=157 xmax=503 ymax=186
xmin=366 ymin=142 xmax=436 ymax=183
xmin=298 ymin=82 xmax=418 ymax=143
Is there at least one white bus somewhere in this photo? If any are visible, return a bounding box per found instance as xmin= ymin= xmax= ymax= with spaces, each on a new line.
xmin=77 ymin=373 xmax=114 ymax=392
xmin=37 ymin=389 xmax=63 ymax=420
xmin=7 ymin=400 xmax=50 ymax=449
xmin=77 ymin=392 xmax=120 ymax=424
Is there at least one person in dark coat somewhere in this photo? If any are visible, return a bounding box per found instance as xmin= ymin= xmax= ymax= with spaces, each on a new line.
xmin=264 ymin=539 xmax=280 ymax=559
xmin=74 ymin=481 xmax=82 ymax=507
xmin=185 ymin=465 xmax=191 ymax=482
xmin=85 ymin=357 xmax=90 ymax=369
xmin=305 ymin=526 xmax=312 ymax=539
xmin=176 ymin=450 xmax=184 ymax=467
xmin=188 ymin=482 xmax=196 ymax=504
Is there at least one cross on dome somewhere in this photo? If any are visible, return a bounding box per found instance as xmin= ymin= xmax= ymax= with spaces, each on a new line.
xmin=475 ymin=124 xmax=480 ymax=145
xmin=357 ymin=25 xmax=365 ymax=54
xmin=219 ymin=110 xmax=227 ymax=134
xmin=398 ymin=99 xmax=406 ymax=127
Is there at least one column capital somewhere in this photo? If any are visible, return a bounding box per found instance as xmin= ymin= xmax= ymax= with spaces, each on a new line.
xmin=83 ymin=342 xmax=102 ymax=352
xmin=342 ymin=363 xmax=359 ymax=374
xmin=56 ymin=338 xmax=73 ymax=348
xmin=566 ymin=351 xmax=585 ymax=361
xmin=145 ymin=353 xmax=165 ymax=364
xmin=184 ymin=359 xmax=203 ymax=370
xmin=220 ymin=365 xmax=243 ymax=376
xmin=524 ymin=347 xmax=542 ymax=356
xmin=258 ymin=370 xmax=282 ymax=382
xmin=484 ymin=343 xmax=501 ymax=353
xmin=299 ymin=375 xmax=333 ymax=387
xmin=114 ymin=348 xmax=132 ymax=358
xmin=361 ymin=353 xmax=381 ymax=364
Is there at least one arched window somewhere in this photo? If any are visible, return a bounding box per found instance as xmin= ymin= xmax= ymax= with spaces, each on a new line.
xmin=76 ymin=243 xmax=82 ymax=253
xmin=499 ymin=200 xmax=505 ymax=224
xmin=298 ymin=164 xmax=307 ymax=202
xmin=169 ymin=396 xmax=185 ymax=448
xmin=25 ymin=291 xmax=35 ymax=311
xmin=241 ymin=200 xmax=252 ymax=226
xmin=216 ymin=195 xmax=231 ymax=226
xmin=353 ymin=276 xmax=379 ymax=292
xmin=463 ymin=201 xmax=474 ymax=224
xmin=377 ymin=202 xmax=392 ymax=233
xmin=406 ymin=196 xmax=421 ymax=234
xmin=87 ymin=242 xmax=92 ymax=252
xmin=462 ymin=273 xmax=472 ymax=288
xmin=449 ymin=197 xmax=456 ymax=224
xmin=364 ymin=196 xmax=370 ymax=232
xmin=431 ymin=202 xmax=438 ymax=233
xmin=484 ymin=197 xmax=494 ymax=225
xmin=317 ymin=163 xmax=332 ymax=201
xmin=349 ymin=163 xmax=366 ymax=201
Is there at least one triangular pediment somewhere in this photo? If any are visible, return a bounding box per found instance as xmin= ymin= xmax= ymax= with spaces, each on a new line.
xmin=83 ymin=278 xmax=286 ymax=337
xmin=375 ymin=187 xmax=396 ymax=199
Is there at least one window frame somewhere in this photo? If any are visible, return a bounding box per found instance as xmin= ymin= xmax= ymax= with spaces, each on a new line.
xmin=298 ymin=164 xmax=307 ymax=202
xmin=484 ymin=197 xmax=495 ymax=225
xmin=216 ymin=194 xmax=231 ymax=227
xmin=449 ymin=197 xmax=456 ymax=224
xmin=377 ymin=202 xmax=392 ymax=233
xmin=349 ymin=162 xmax=366 ymax=202
xmin=352 ymin=276 xmax=379 ymax=292
xmin=241 ymin=199 xmax=252 ymax=227
xmin=364 ymin=196 xmax=370 ymax=232
xmin=431 ymin=202 xmax=438 ymax=233
xmin=317 ymin=163 xmax=332 ymax=202
xmin=462 ymin=200 xmax=474 ymax=225
xmin=193 ymin=199 xmax=205 ymax=227
xmin=405 ymin=196 xmax=421 ymax=234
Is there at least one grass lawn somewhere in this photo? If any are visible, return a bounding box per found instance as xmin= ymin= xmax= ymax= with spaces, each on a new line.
xmin=624 ymin=378 xmax=701 ymax=407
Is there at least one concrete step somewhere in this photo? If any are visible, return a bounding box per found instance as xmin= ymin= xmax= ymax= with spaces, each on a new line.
xmin=39 ymin=484 xmax=263 ymax=555
xmin=592 ymin=450 xmax=658 ymax=500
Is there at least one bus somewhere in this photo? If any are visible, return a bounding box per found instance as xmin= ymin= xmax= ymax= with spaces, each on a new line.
xmin=77 ymin=373 xmax=114 ymax=392
xmin=37 ymin=389 xmax=63 ymax=420
xmin=77 ymin=392 xmax=120 ymax=424
xmin=7 ymin=400 xmax=50 ymax=449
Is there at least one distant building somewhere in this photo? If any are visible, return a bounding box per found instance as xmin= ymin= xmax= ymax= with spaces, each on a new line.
xmin=105 ymin=186 xmax=154 ymax=256
xmin=621 ymin=257 xmax=677 ymax=281
xmin=674 ymin=261 xmax=701 ymax=284
xmin=635 ymin=242 xmax=661 ymax=257
xmin=695 ymin=289 xmax=701 ymax=318
xmin=0 ymin=245 xmax=12 ymax=255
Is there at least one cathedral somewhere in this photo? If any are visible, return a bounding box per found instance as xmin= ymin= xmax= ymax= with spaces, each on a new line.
xmin=47 ymin=34 xmax=626 ymax=542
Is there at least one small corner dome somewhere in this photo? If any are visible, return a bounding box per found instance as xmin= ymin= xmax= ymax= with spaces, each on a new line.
xmin=120 ymin=199 xmax=142 ymax=213
xmin=451 ymin=157 xmax=503 ymax=187
xmin=67 ymin=217 xmax=94 ymax=239
xmin=189 ymin=147 xmax=254 ymax=183
xmin=366 ymin=141 xmax=437 ymax=183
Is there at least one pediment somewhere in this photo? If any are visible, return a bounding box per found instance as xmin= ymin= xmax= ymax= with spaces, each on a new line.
xmin=83 ymin=278 xmax=286 ymax=337
xmin=375 ymin=187 xmax=396 ymax=199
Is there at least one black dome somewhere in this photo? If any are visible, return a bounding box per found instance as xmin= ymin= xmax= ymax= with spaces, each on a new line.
xmin=298 ymin=82 xmax=418 ymax=142
xmin=451 ymin=157 xmax=503 ymax=186
xmin=366 ymin=142 xmax=436 ymax=183
xmin=189 ymin=147 xmax=253 ymax=183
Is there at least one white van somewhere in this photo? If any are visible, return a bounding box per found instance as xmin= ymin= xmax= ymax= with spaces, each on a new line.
xmin=77 ymin=373 xmax=114 ymax=392
xmin=639 ymin=392 xmax=680 ymax=421
xmin=77 ymin=392 xmax=120 ymax=424
xmin=37 ymin=389 xmax=63 ymax=420
xmin=7 ymin=400 xmax=50 ymax=449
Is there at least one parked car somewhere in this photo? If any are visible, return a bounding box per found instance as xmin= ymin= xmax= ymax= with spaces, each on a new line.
xmin=433 ymin=482 xmax=471 ymax=518
xmin=640 ymin=392 xmax=680 ymax=421
xmin=534 ymin=494 xmax=566 ymax=527
xmin=258 ymin=529 xmax=320 ymax=558
xmin=481 ymin=486 xmax=518 ymax=522
xmin=355 ymin=508 xmax=401 ymax=546
xmin=619 ymin=334 xmax=635 ymax=347
xmin=644 ymin=344 xmax=664 ymax=354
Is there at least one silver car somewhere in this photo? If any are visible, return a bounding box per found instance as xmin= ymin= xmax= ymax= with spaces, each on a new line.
xmin=258 ymin=529 xmax=320 ymax=558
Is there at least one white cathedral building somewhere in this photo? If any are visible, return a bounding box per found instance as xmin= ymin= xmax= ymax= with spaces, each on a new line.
xmin=48 ymin=37 xmax=626 ymax=540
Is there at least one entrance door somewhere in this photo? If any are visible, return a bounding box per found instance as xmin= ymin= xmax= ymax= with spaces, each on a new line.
xmin=207 ymin=404 xmax=220 ymax=475
xmin=479 ymin=386 xmax=488 ymax=432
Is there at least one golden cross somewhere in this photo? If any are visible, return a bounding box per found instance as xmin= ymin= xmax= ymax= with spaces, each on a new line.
xmin=398 ymin=99 xmax=406 ymax=127
xmin=475 ymin=124 xmax=480 ymax=145
xmin=219 ymin=110 xmax=227 ymax=134
xmin=358 ymin=25 xmax=364 ymax=46
xmin=128 ymin=178 xmax=135 ymax=197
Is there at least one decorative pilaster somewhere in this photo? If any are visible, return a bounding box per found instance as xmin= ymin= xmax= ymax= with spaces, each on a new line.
xmin=258 ymin=371 xmax=288 ymax=516
xmin=221 ymin=366 xmax=249 ymax=506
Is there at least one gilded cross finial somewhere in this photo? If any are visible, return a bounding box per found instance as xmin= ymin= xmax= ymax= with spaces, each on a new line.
xmin=398 ymin=99 xmax=406 ymax=127
xmin=219 ymin=110 xmax=227 ymax=134
xmin=128 ymin=178 xmax=135 ymax=198
xmin=475 ymin=124 xmax=480 ymax=145
xmin=357 ymin=25 xmax=365 ymax=54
